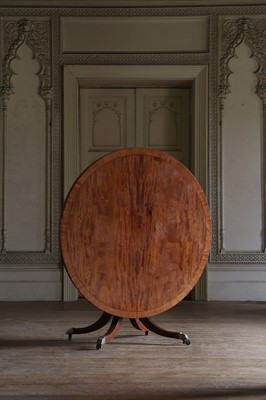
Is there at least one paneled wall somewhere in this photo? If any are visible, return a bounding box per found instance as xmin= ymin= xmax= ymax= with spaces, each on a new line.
xmin=208 ymin=15 xmax=266 ymax=300
xmin=0 ymin=17 xmax=61 ymax=299
xmin=0 ymin=1 xmax=265 ymax=301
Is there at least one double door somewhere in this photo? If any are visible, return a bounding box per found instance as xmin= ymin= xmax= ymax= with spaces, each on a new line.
xmin=80 ymin=87 xmax=190 ymax=171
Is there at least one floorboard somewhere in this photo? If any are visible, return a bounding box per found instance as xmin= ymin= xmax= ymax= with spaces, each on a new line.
xmin=0 ymin=300 xmax=266 ymax=400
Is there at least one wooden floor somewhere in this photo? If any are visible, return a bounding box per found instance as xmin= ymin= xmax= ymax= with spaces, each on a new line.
xmin=0 ymin=300 xmax=266 ymax=400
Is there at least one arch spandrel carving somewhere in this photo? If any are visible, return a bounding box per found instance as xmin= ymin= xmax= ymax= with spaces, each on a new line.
xmin=219 ymin=17 xmax=266 ymax=110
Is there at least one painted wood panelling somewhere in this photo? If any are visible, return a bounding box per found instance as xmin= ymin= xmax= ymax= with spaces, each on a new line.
xmin=0 ymin=5 xmax=265 ymax=302
xmin=80 ymin=87 xmax=190 ymax=171
xmin=136 ymin=88 xmax=190 ymax=166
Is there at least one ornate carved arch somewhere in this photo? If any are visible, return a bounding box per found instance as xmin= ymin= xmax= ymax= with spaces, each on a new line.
xmin=217 ymin=16 xmax=266 ymax=259
xmin=0 ymin=18 xmax=52 ymax=256
xmin=219 ymin=17 xmax=266 ymax=110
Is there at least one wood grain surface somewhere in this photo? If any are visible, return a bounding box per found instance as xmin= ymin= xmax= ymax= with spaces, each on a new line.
xmin=60 ymin=148 xmax=211 ymax=318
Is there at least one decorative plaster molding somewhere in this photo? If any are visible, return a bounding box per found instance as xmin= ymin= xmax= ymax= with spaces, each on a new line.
xmin=208 ymin=263 xmax=266 ymax=272
xmin=211 ymin=252 xmax=266 ymax=264
xmin=219 ymin=16 xmax=266 ymax=110
xmin=0 ymin=252 xmax=60 ymax=264
xmin=60 ymin=53 xmax=209 ymax=66
xmin=0 ymin=17 xmax=55 ymax=262
xmin=213 ymin=15 xmax=266 ymax=263
xmin=2 ymin=1 xmax=266 ymax=7
xmin=0 ymin=5 xmax=265 ymax=19
xmin=148 ymin=102 xmax=177 ymax=129
xmin=92 ymin=102 xmax=122 ymax=136
xmin=1 ymin=18 xmax=51 ymax=103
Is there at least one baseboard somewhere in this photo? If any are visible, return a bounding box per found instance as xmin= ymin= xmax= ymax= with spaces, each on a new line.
xmin=0 ymin=264 xmax=62 ymax=301
xmin=208 ymin=264 xmax=266 ymax=301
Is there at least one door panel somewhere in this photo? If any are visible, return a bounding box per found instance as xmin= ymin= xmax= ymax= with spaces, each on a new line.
xmin=136 ymin=88 xmax=190 ymax=167
xmin=80 ymin=87 xmax=190 ymax=171
xmin=80 ymin=88 xmax=135 ymax=171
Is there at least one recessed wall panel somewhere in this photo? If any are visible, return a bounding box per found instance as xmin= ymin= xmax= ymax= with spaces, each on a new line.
xmin=5 ymin=43 xmax=46 ymax=252
xmin=223 ymin=41 xmax=263 ymax=252
xmin=62 ymin=17 xmax=208 ymax=53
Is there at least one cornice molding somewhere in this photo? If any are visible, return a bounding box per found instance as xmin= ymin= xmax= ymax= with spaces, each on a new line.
xmin=0 ymin=5 xmax=265 ymax=18
xmin=1 ymin=0 xmax=266 ymax=6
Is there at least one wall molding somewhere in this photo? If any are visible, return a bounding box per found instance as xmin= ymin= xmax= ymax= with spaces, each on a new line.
xmin=60 ymin=16 xmax=208 ymax=54
xmin=208 ymin=264 xmax=266 ymax=272
xmin=0 ymin=264 xmax=61 ymax=271
xmin=2 ymin=0 xmax=266 ymax=6
xmin=0 ymin=14 xmax=62 ymax=300
xmin=0 ymin=17 xmax=59 ymax=263
xmin=212 ymin=15 xmax=266 ymax=262
xmin=1 ymin=5 xmax=265 ymax=19
xmin=219 ymin=16 xmax=266 ymax=109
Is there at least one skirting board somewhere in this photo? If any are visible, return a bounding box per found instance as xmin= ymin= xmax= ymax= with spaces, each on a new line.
xmin=0 ymin=264 xmax=62 ymax=301
xmin=208 ymin=264 xmax=266 ymax=301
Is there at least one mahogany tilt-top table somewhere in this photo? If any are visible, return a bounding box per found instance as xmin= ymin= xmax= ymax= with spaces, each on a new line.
xmin=60 ymin=148 xmax=211 ymax=349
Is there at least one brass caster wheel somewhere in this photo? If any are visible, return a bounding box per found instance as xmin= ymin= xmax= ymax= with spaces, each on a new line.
xmin=66 ymin=328 xmax=74 ymax=342
xmin=178 ymin=332 xmax=190 ymax=345
xmin=96 ymin=337 xmax=103 ymax=350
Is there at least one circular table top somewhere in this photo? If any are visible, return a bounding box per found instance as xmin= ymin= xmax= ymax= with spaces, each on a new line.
xmin=60 ymin=148 xmax=212 ymax=318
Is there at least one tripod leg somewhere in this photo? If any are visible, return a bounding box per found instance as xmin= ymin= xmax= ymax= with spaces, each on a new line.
xmin=96 ymin=316 xmax=123 ymax=350
xmin=130 ymin=318 xmax=149 ymax=335
xmin=139 ymin=317 xmax=190 ymax=345
xmin=66 ymin=312 xmax=112 ymax=341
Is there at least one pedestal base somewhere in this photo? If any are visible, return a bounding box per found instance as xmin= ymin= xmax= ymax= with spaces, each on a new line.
xmin=66 ymin=312 xmax=190 ymax=349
